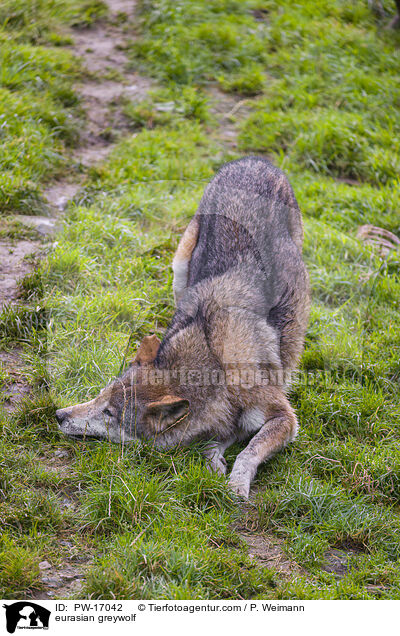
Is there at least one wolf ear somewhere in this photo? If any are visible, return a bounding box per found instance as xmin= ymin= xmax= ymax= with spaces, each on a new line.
xmin=145 ymin=395 xmax=190 ymax=430
xmin=133 ymin=334 xmax=161 ymax=365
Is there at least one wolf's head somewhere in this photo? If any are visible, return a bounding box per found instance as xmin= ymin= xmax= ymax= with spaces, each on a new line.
xmin=55 ymin=335 xmax=190 ymax=445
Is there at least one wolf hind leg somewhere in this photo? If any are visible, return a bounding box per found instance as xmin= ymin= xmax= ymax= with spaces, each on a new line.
xmin=172 ymin=217 xmax=199 ymax=305
xmin=229 ymin=399 xmax=297 ymax=498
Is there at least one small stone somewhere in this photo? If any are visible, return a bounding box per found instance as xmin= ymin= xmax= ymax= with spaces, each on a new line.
xmin=39 ymin=561 xmax=51 ymax=570
xmin=322 ymin=549 xmax=352 ymax=577
xmin=61 ymin=570 xmax=80 ymax=581
xmin=42 ymin=576 xmax=62 ymax=588
xmin=54 ymin=450 xmax=69 ymax=458
xmin=54 ymin=196 xmax=69 ymax=211
xmin=60 ymin=497 xmax=74 ymax=509
xmin=155 ymin=101 xmax=175 ymax=112
xmin=14 ymin=215 xmax=58 ymax=237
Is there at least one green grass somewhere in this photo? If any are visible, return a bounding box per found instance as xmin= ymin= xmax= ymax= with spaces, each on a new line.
xmin=122 ymin=85 xmax=210 ymax=129
xmin=1 ymin=0 xmax=400 ymax=600
xmin=130 ymin=0 xmax=269 ymax=87
xmin=238 ymin=1 xmax=400 ymax=185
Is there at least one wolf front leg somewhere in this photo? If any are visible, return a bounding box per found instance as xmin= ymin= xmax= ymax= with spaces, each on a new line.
xmin=229 ymin=397 xmax=298 ymax=498
xmin=172 ymin=217 xmax=199 ymax=305
xmin=202 ymin=436 xmax=237 ymax=475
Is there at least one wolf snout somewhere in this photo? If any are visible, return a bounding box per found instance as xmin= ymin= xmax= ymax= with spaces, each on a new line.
xmin=55 ymin=408 xmax=69 ymax=425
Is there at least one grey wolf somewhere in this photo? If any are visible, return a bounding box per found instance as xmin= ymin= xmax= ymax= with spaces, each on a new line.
xmin=56 ymin=157 xmax=310 ymax=498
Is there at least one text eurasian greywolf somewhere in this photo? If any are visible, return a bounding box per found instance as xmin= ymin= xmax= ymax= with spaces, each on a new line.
xmin=56 ymin=157 xmax=310 ymax=498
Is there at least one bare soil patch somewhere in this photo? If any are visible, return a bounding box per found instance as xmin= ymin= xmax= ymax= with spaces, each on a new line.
xmin=240 ymin=531 xmax=304 ymax=577
xmin=0 ymin=349 xmax=31 ymax=412
xmin=31 ymin=554 xmax=94 ymax=600
xmin=321 ymin=548 xmax=358 ymax=578
xmin=66 ymin=0 xmax=151 ymax=168
xmin=44 ymin=182 xmax=82 ymax=212
xmin=0 ymin=241 xmax=38 ymax=309
xmin=235 ymin=502 xmax=305 ymax=580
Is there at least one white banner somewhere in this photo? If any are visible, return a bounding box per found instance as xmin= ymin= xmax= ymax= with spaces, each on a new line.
xmin=1 ymin=599 xmax=399 ymax=636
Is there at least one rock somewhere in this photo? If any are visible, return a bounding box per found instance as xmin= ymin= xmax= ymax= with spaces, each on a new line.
xmin=39 ymin=560 xmax=51 ymax=570
xmin=54 ymin=450 xmax=69 ymax=458
xmin=60 ymin=497 xmax=75 ymax=509
xmin=14 ymin=215 xmax=59 ymax=237
xmin=41 ymin=576 xmax=62 ymax=588
xmin=322 ymin=549 xmax=354 ymax=578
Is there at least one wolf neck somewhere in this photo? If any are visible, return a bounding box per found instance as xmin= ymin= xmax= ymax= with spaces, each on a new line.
xmin=155 ymin=287 xmax=220 ymax=374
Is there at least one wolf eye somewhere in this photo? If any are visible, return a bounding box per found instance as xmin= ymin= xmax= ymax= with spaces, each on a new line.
xmin=103 ymin=408 xmax=114 ymax=418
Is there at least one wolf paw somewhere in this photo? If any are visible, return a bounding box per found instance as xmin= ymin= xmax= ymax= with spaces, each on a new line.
xmin=215 ymin=455 xmax=228 ymax=475
xmin=206 ymin=454 xmax=228 ymax=475
xmin=228 ymin=475 xmax=250 ymax=499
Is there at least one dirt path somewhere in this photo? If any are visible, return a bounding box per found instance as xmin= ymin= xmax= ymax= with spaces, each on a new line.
xmin=207 ymin=85 xmax=251 ymax=153
xmin=44 ymin=0 xmax=151 ymax=210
